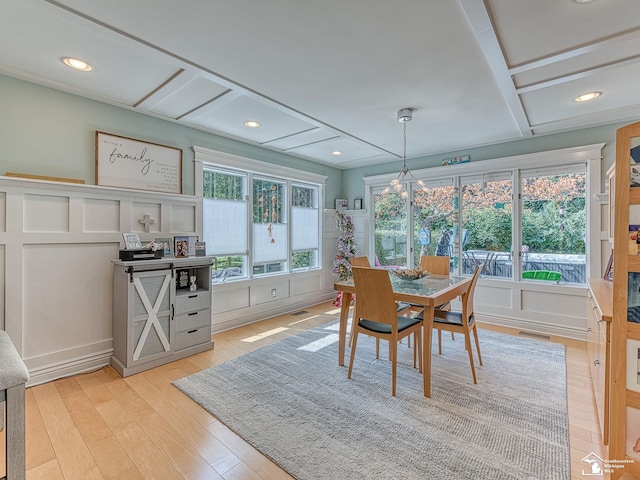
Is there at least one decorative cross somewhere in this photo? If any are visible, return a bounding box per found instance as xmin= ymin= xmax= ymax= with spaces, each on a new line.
xmin=139 ymin=214 xmax=155 ymax=233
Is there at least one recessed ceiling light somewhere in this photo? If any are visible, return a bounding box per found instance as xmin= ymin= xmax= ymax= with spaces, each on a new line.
xmin=244 ymin=120 xmax=261 ymax=128
xmin=331 ymin=151 xmax=343 ymax=156
xmin=574 ymin=91 xmax=602 ymax=102
xmin=574 ymin=0 xmax=597 ymax=3
xmin=61 ymin=57 xmax=93 ymax=72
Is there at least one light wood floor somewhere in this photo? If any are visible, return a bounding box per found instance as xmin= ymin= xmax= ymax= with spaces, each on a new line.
xmin=1 ymin=301 xmax=607 ymax=479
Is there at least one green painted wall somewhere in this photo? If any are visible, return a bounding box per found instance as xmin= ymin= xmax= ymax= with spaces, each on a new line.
xmin=0 ymin=74 xmax=342 ymax=206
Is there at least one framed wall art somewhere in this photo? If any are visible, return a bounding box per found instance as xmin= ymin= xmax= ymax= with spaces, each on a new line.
xmin=122 ymin=233 xmax=142 ymax=249
xmin=95 ymin=131 xmax=182 ymax=194
xmin=354 ymin=198 xmax=363 ymax=210
xmin=335 ymin=199 xmax=348 ymax=210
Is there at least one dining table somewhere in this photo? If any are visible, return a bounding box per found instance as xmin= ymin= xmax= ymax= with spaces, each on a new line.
xmin=334 ymin=271 xmax=473 ymax=398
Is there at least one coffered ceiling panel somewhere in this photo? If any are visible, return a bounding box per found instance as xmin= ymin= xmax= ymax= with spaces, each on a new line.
xmin=521 ymin=62 xmax=640 ymax=128
xmin=186 ymin=95 xmax=320 ymax=145
xmin=146 ymin=75 xmax=231 ymax=120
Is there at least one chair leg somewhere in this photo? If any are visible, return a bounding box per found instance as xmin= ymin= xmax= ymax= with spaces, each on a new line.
xmin=451 ymin=332 xmax=455 ymax=340
xmin=416 ymin=331 xmax=422 ymax=373
xmin=437 ymin=329 xmax=443 ymax=355
xmin=391 ymin=339 xmax=398 ymax=396
xmin=375 ymin=338 xmax=380 ymax=359
xmin=347 ymin=329 xmax=359 ymax=379
xmin=464 ymin=333 xmax=478 ymax=384
xmin=472 ymin=325 xmax=483 ymax=366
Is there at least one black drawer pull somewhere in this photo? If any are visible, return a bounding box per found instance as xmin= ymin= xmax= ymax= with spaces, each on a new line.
xmin=188 ymin=312 xmax=198 ymax=316
xmin=187 ymin=329 xmax=198 ymax=334
xmin=188 ymin=294 xmax=198 ymax=298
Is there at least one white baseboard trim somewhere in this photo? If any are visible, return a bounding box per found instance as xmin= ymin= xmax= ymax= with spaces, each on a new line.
xmin=26 ymin=349 xmax=112 ymax=387
xmin=477 ymin=313 xmax=587 ymax=341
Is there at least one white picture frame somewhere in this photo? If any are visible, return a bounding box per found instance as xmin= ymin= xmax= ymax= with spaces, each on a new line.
xmin=122 ymin=233 xmax=142 ymax=249
xmin=335 ymin=198 xmax=348 ymax=210
xmin=627 ymin=339 xmax=640 ymax=393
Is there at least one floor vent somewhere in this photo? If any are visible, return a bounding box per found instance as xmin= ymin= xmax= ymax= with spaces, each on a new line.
xmin=291 ymin=310 xmax=309 ymax=316
xmin=518 ymin=330 xmax=551 ymax=340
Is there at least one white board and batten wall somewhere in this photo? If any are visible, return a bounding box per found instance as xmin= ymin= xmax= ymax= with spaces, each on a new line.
xmin=0 ymin=175 xmax=202 ymax=386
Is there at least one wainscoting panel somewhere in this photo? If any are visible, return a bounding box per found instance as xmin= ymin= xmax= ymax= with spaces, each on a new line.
xmin=83 ymin=198 xmax=120 ymax=232
xmin=475 ymin=284 xmax=513 ymax=309
xmin=253 ymin=280 xmax=291 ymax=305
xmin=211 ymin=284 xmax=251 ymax=315
xmin=521 ymin=288 xmax=585 ymax=318
xmin=22 ymin=243 xmax=115 ymax=360
xmin=291 ymin=273 xmax=322 ymax=297
xmin=23 ymin=194 xmax=69 ymax=232
xmin=171 ymin=204 xmax=196 ymax=232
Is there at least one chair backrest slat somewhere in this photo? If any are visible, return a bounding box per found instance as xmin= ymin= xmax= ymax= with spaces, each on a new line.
xmin=419 ymin=255 xmax=449 ymax=275
xmin=462 ymin=263 xmax=483 ymax=326
xmin=351 ymin=266 xmax=398 ymax=327
xmin=350 ymin=256 xmax=371 ymax=267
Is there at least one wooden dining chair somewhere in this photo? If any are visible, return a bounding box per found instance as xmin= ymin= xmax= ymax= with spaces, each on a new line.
xmin=348 ymin=266 xmax=423 ymax=396
xmin=348 ymin=255 xmax=412 ymax=356
xmin=418 ymin=263 xmax=484 ymax=384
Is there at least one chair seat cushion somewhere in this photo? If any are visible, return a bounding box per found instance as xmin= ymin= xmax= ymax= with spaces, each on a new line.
xmin=415 ymin=310 xmax=473 ymax=327
xmin=359 ymin=316 xmax=421 ymax=334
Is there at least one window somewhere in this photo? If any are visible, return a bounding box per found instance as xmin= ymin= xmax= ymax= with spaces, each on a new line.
xmin=461 ymin=174 xmax=513 ymax=278
xmin=291 ymin=184 xmax=320 ymax=270
xmin=413 ymin=180 xmax=456 ymax=272
xmin=374 ymin=190 xmax=407 ymax=267
xmin=520 ymin=166 xmax=586 ymax=284
xmin=365 ymin=144 xmax=599 ymax=285
xmin=196 ymin=147 xmax=325 ymax=281
xmin=203 ymin=169 xmax=248 ymax=280
xmin=252 ymin=177 xmax=288 ymax=275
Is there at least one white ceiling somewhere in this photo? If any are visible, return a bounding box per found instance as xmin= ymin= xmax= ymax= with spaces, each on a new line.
xmin=2 ymin=0 xmax=640 ymax=169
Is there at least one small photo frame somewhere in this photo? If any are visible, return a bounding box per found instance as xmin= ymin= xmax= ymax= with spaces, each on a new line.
xmin=122 ymin=233 xmax=142 ymax=249
xmin=195 ymin=241 xmax=207 ymax=256
xmin=335 ymin=199 xmax=348 ymax=210
xmin=627 ymin=339 xmax=640 ymax=393
xmin=354 ymin=198 xmax=363 ymax=210
xmin=155 ymin=237 xmax=173 ymax=257
xmin=174 ymin=236 xmax=189 ymax=257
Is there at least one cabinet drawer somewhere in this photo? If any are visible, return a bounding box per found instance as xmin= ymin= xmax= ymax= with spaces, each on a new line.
xmin=175 ymin=291 xmax=210 ymax=314
xmin=174 ymin=325 xmax=210 ymax=351
xmin=174 ymin=309 xmax=210 ymax=331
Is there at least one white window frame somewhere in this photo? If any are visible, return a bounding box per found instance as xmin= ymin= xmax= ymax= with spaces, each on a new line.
xmin=194 ymin=146 xmax=326 ymax=280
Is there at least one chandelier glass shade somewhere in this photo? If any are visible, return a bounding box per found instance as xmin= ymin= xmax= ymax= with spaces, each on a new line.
xmin=381 ymin=108 xmax=426 ymax=199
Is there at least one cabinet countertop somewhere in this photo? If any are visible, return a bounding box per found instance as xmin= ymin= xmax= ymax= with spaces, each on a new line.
xmin=112 ymin=256 xmax=215 ymax=268
xmin=587 ymin=277 xmax=613 ymax=323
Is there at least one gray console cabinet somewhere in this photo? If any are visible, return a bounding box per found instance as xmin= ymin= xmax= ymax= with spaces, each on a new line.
xmin=111 ymin=256 xmax=214 ymax=377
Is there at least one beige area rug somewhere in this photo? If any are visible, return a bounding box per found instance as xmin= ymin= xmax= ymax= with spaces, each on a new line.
xmin=174 ymin=322 xmax=570 ymax=480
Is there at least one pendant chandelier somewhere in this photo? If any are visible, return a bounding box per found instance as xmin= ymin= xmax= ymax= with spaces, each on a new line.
xmin=381 ymin=108 xmax=426 ymax=199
